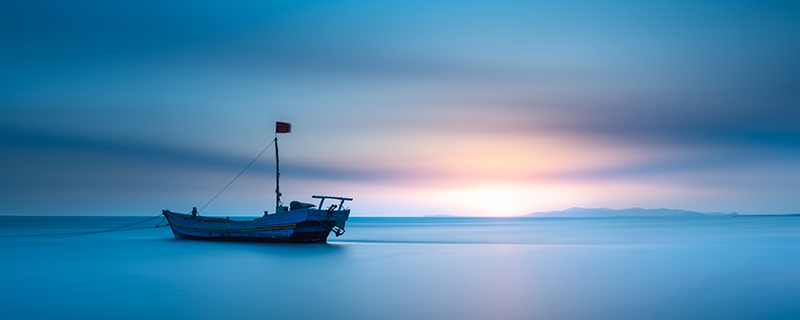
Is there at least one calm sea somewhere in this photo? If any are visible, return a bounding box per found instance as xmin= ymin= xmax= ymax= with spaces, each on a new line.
xmin=1 ymin=216 xmax=799 ymax=320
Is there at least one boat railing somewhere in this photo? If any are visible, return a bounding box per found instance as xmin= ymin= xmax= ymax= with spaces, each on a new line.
xmin=312 ymin=195 xmax=353 ymax=211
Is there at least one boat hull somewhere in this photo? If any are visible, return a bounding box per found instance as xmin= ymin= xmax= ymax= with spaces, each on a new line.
xmin=162 ymin=208 xmax=349 ymax=243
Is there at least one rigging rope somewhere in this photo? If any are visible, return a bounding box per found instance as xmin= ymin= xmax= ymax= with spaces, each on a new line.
xmin=0 ymin=215 xmax=169 ymax=238
xmin=198 ymin=139 xmax=275 ymax=213
xmin=2 ymin=136 xmax=277 ymax=238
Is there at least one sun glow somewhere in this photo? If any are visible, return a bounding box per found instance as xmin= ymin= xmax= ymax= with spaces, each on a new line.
xmin=441 ymin=184 xmax=568 ymax=217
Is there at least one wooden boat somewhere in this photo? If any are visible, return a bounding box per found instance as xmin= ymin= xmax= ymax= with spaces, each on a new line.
xmin=162 ymin=122 xmax=352 ymax=243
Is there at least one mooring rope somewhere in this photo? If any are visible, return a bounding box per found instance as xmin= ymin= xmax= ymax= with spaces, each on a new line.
xmin=0 ymin=215 xmax=169 ymax=238
xmin=198 ymin=139 xmax=276 ymax=213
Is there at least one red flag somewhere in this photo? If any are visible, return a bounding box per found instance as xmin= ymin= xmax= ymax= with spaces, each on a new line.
xmin=276 ymin=121 xmax=291 ymax=133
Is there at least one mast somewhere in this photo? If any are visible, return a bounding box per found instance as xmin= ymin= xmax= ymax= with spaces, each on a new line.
xmin=274 ymin=121 xmax=291 ymax=213
xmin=275 ymin=136 xmax=281 ymax=213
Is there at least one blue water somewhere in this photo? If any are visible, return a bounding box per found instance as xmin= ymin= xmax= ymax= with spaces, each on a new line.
xmin=1 ymin=216 xmax=799 ymax=320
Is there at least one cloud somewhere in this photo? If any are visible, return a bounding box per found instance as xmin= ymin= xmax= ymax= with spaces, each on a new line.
xmin=2 ymin=0 xmax=799 ymax=215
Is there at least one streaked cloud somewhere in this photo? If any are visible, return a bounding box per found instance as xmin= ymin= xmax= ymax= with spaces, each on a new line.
xmin=1 ymin=0 xmax=798 ymax=215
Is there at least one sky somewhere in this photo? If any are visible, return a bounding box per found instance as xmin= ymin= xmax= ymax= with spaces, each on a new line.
xmin=1 ymin=0 xmax=799 ymax=216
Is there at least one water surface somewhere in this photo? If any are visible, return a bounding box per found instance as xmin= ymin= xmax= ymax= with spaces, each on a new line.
xmin=1 ymin=216 xmax=799 ymax=320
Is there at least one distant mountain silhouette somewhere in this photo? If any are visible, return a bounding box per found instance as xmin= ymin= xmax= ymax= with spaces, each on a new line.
xmin=526 ymin=207 xmax=739 ymax=217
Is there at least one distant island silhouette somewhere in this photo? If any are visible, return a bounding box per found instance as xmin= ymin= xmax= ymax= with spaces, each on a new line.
xmin=421 ymin=208 xmax=800 ymax=218
xmin=525 ymin=207 xmax=739 ymax=218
